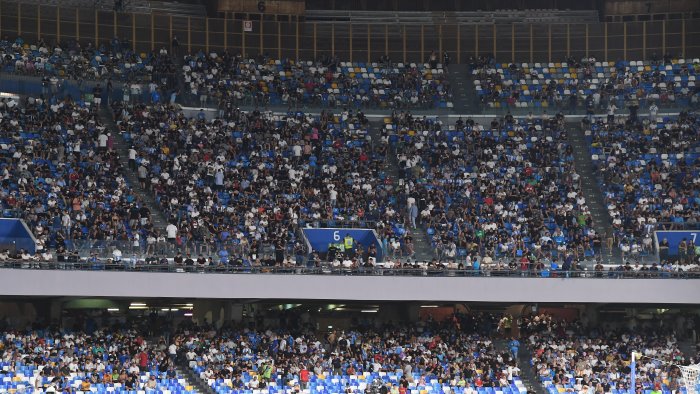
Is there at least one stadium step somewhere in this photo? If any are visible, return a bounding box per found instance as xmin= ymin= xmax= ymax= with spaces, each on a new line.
xmin=97 ymin=106 xmax=170 ymax=233
xmin=494 ymin=339 xmax=546 ymax=394
xmin=175 ymin=364 xmax=217 ymax=394
xmin=679 ymin=338 xmax=699 ymax=360
xmin=370 ymin=119 xmax=433 ymax=263
xmin=447 ymin=63 xmax=473 ymax=113
xmin=566 ymin=120 xmax=622 ymax=264
xmin=171 ymin=44 xmax=189 ymax=107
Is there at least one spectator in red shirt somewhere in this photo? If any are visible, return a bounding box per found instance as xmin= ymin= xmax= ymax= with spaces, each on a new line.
xmin=300 ymin=366 xmax=310 ymax=389
xmin=139 ymin=351 xmax=148 ymax=369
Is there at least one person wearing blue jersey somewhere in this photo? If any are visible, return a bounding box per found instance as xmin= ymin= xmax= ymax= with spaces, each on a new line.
xmin=509 ymin=337 xmax=520 ymax=359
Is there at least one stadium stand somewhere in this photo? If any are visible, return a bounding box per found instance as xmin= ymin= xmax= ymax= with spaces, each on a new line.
xmin=0 ymin=4 xmax=699 ymax=394
xmin=472 ymin=57 xmax=700 ymax=111
xmin=0 ymin=312 xmax=698 ymax=394
xmin=0 ymin=328 xmax=195 ymax=394
xmin=178 ymin=313 xmax=527 ymax=394
xmin=182 ymin=52 xmax=452 ymax=109
xmin=0 ymin=35 xmax=450 ymax=109
xmin=0 ymin=31 xmax=696 ymax=270
xmin=584 ymin=112 xmax=700 ymax=262
xmin=0 ymin=95 xmax=156 ymax=258
xmin=110 ymin=101 xmax=396 ymax=266
xmin=521 ymin=314 xmax=700 ymax=394
xmin=383 ymin=111 xmax=599 ymax=269
xmin=0 ymin=36 xmax=176 ymax=85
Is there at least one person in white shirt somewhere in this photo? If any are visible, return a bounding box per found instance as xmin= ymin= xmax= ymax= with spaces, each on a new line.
xmin=113 ymin=247 xmax=122 ymax=262
xmin=607 ymin=103 xmax=617 ymax=123
xmin=21 ymin=251 xmax=34 ymax=266
xmin=391 ymin=239 xmax=402 ymax=258
xmin=342 ymin=258 xmax=354 ymax=269
xmin=648 ymin=102 xmax=658 ymax=120
xmin=127 ymin=363 xmax=140 ymax=374
xmin=41 ymin=251 xmax=53 ymax=263
xmin=166 ymin=223 xmax=178 ymax=251
xmin=97 ymin=133 xmax=108 ymax=151
xmin=247 ymin=376 xmax=260 ymax=389
xmin=128 ymin=147 xmax=137 ymax=169
xmin=329 ymin=187 xmax=338 ymax=207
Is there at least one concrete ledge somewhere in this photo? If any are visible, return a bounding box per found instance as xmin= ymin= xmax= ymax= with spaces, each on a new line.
xmin=0 ymin=269 xmax=698 ymax=303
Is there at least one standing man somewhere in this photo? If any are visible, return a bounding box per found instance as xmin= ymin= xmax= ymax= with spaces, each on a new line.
xmin=343 ymin=233 xmax=355 ymax=258
xmin=106 ymin=79 xmax=113 ymax=106
xmin=166 ymin=222 xmax=178 ymax=252
xmin=606 ymin=102 xmax=617 ymax=124
xmin=649 ymin=101 xmax=659 ymax=121
xmin=300 ymin=365 xmax=310 ymax=390
xmin=93 ymin=83 xmax=103 ymax=109
xmin=408 ymin=202 xmax=418 ymax=230
xmin=171 ymin=36 xmax=180 ymax=58
xmin=509 ymin=337 xmax=520 ymax=360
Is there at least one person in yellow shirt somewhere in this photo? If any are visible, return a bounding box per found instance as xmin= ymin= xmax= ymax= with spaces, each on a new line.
xmin=343 ymin=234 xmax=355 ymax=257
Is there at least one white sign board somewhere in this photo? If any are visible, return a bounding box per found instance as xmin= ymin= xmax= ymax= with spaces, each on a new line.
xmin=243 ymin=20 xmax=253 ymax=32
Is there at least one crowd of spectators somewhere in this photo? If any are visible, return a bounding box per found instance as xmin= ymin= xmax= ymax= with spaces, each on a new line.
xmin=521 ymin=313 xmax=698 ymax=394
xmin=1 ymin=312 xmax=698 ymax=394
xmin=182 ymin=52 xmax=452 ymax=109
xmin=111 ymin=100 xmax=407 ymax=267
xmin=0 ymin=36 xmax=176 ymax=86
xmin=175 ymin=312 xmax=523 ymax=393
xmin=384 ymin=110 xmax=599 ymax=272
xmin=585 ymin=110 xmax=700 ymax=263
xmin=472 ymin=55 xmax=700 ymax=111
xmin=0 ymin=327 xmax=193 ymax=393
xmin=2 ymin=36 xmax=700 ymax=271
xmin=0 ymin=95 xmax=156 ymax=256
xmin=2 ymin=36 xmax=452 ymax=110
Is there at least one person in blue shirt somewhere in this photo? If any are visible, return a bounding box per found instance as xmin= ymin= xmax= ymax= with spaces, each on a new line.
xmin=151 ymin=89 xmax=160 ymax=104
xmin=509 ymin=337 xmax=520 ymax=359
xmin=218 ymin=248 xmax=229 ymax=265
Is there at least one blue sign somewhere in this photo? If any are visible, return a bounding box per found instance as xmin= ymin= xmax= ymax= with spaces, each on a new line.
xmin=655 ymin=230 xmax=699 ymax=256
xmin=0 ymin=218 xmax=36 ymax=253
xmin=301 ymin=228 xmax=383 ymax=261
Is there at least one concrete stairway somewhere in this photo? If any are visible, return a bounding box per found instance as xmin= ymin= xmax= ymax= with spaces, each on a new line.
xmin=516 ymin=346 xmax=545 ymax=394
xmin=175 ymin=364 xmax=217 ymax=394
xmin=370 ymin=120 xmax=433 ymax=262
xmin=98 ymin=106 xmax=169 ymax=232
xmin=410 ymin=225 xmax=436 ymax=262
xmin=447 ymin=64 xmax=474 ymax=114
xmin=679 ymin=338 xmax=698 ymax=360
xmin=171 ymin=46 xmax=190 ymax=106
xmin=566 ymin=121 xmax=620 ymax=262
xmin=493 ymin=339 xmax=544 ymax=394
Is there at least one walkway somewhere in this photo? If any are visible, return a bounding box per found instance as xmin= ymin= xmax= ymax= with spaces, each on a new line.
xmin=566 ymin=120 xmax=620 ymax=262
xmin=98 ymin=106 xmax=169 ymax=233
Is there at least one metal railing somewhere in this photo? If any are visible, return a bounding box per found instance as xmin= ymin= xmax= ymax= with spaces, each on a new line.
xmin=65 ymin=239 xmax=285 ymax=261
xmin=2 ymin=260 xmax=699 ymax=278
xmin=0 ymin=2 xmax=697 ymax=64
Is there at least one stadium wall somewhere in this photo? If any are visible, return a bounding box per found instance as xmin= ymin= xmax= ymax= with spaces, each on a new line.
xmin=0 ymin=269 xmax=698 ymax=303
xmin=0 ymin=219 xmax=36 ymax=253
xmin=0 ymin=3 xmax=698 ymax=63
